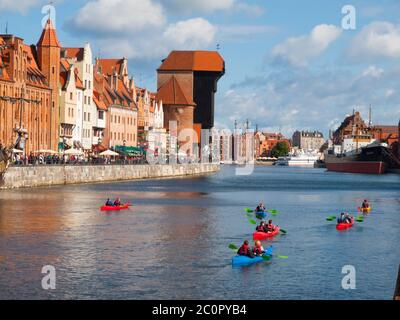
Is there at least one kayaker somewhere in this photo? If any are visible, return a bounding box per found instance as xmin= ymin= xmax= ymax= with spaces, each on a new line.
xmin=256 ymin=221 xmax=266 ymax=232
xmin=253 ymin=240 xmax=265 ymax=256
xmin=344 ymin=213 xmax=353 ymax=224
xmin=337 ymin=213 xmax=345 ymax=223
xmin=361 ymin=199 xmax=370 ymax=209
xmin=265 ymin=220 xmax=275 ymax=233
xmin=237 ymin=240 xmax=254 ymax=258
xmin=105 ymin=198 xmax=114 ymax=206
xmin=255 ymin=202 xmax=265 ymax=213
xmin=114 ymin=198 xmax=122 ymax=206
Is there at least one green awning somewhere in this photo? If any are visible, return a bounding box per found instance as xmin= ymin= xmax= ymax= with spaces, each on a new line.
xmin=114 ymin=146 xmax=144 ymax=156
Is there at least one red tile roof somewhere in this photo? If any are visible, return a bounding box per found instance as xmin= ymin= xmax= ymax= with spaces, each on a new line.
xmin=62 ymin=47 xmax=84 ymax=61
xmin=24 ymin=44 xmax=48 ymax=86
xmin=156 ymin=76 xmax=196 ymax=106
xmin=93 ymin=90 xmax=108 ymax=111
xmin=158 ymin=51 xmax=224 ymax=72
xmin=37 ymin=19 xmax=61 ymax=48
xmin=97 ymin=59 xmax=123 ymax=76
xmin=59 ymin=58 xmax=85 ymax=90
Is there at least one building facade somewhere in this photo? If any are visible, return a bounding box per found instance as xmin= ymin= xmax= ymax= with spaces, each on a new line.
xmin=292 ymin=130 xmax=325 ymax=152
xmin=0 ymin=19 xmax=59 ymax=155
xmin=94 ymin=59 xmax=138 ymax=149
xmin=156 ymin=51 xmax=225 ymax=156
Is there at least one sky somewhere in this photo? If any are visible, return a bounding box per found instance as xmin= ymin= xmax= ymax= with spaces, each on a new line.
xmin=1 ymin=0 xmax=400 ymax=137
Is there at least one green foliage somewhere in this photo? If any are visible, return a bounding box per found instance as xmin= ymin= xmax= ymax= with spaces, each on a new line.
xmin=271 ymin=142 xmax=290 ymax=158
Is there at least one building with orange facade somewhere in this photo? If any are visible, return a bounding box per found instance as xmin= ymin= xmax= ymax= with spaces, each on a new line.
xmin=0 ymin=19 xmax=60 ymax=155
xmin=94 ymin=58 xmax=138 ymax=149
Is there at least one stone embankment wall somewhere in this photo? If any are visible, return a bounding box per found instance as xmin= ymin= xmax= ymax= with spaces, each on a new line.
xmin=1 ymin=163 xmax=220 ymax=189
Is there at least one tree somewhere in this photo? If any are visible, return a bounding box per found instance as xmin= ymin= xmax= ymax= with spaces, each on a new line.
xmin=270 ymin=141 xmax=290 ymax=158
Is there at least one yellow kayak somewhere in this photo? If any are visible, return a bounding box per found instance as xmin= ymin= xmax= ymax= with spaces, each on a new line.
xmin=359 ymin=207 xmax=371 ymax=213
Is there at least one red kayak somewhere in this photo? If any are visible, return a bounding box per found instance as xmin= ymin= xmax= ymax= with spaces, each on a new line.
xmin=100 ymin=204 xmax=130 ymax=211
xmin=336 ymin=218 xmax=354 ymax=231
xmin=253 ymin=226 xmax=280 ymax=240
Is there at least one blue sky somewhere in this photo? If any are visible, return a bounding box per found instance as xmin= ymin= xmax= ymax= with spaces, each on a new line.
xmin=1 ymin=0 xmax=400 ymax=136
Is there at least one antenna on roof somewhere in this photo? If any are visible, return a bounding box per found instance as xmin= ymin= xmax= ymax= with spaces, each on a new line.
xmin=5 ymin=22 xmax=8 ymax=35
xmin=216 ymin=43 xmax=220 ymax=51
xmin=369 ymin=104 xmax=372 ymax=127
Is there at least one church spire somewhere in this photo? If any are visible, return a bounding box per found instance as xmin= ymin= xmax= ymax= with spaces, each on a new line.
xmin=37 ymin=19 xmax=61 ymax=48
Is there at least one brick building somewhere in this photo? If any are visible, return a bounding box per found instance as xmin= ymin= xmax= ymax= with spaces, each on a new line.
xmin=156 ymin=51 xmax=225 ymax=155
xmin=333 ymin=111 xmax=368 ymax=145
xmin=0 ymin=19 xmax=60 ymax=155
xmin=94 ymin=58 xmax=138 ymax=149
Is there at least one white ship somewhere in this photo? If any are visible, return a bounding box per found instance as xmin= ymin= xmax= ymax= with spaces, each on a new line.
xmin=275 ymin=153 xmax=320 ymax=167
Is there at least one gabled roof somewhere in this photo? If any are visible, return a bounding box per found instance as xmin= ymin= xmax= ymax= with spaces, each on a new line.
xmin=158 ymin=51 xmax=224 ymax=72
xmin=62 ymin=47 xmax=84 ymax=61
xmin=59 ymin=58 xmax=85 ymax=90
xmin=156 ymin=76 xmax=196 ymax=106
xmin=37 ymin=19 xmax=61 ymax=48
xmin=97 ymin=59 xmax=123 ymax=76
xmin=93 ymin=90 xmax=108 ymax=111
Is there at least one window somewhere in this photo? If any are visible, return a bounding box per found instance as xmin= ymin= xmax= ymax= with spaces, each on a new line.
xmin=98 ymin=111 xmax=104 ymax=120
xmin=84 ymin=112 xmax=86 ymax=121
xmin=52 ymin=66 xmax=55 ymax=74
xmin=70 ymin=92 xmax=73 ymax=100
xmin=88 ymin=113 xmax=90 ymax=122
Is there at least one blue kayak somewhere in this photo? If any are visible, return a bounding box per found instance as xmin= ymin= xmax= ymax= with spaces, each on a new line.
xmin=255 ymin=211 xmax=267 ymax=219
xmin=232 ymin=246 xmax=273 ymax=267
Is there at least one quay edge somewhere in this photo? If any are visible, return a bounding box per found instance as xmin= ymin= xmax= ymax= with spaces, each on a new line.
xmin=0 ymin=163 xmax=220 ymax=189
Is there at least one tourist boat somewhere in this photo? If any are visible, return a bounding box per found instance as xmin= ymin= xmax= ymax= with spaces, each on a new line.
xmin=274 ymin=153 xmax=320 ymax=167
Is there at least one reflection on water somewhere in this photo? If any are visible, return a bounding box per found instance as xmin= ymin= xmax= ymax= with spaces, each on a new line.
xmin=0 ymin=166 xmax=399 ymax=299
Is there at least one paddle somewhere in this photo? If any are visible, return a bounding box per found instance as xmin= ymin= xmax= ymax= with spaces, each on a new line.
xmin=279 ymin=228 xmax=287 ymax=234
xmin=267 ymin=209 xmax=279 ymax=216
xmin=245 ymin=208 xmax=254 ymax=213
xmin=326 ymin=215 xmax=337 ymax=221
xmin=248 ymin=217 xmax=257 ymax=225
xmin=355 ymin=216 xmax=364 ymax=222
xmin=229 ymin=243 xmax=238 ymax=251
xmin=263 ymin=253 xmax=288 ymax=260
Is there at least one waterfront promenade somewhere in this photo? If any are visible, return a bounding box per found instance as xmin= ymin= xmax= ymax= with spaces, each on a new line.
xmin=1 ymin=163 xmax=220 ymax=189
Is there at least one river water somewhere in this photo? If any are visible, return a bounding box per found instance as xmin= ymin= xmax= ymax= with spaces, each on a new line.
xmin=0 ymin=165 xmax=399 ymax=300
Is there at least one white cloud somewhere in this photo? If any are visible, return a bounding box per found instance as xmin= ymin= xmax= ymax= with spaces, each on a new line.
xmin=348 ymin=22 xmax=400 ymax=61
xmin=67 ymin=0 xmax=165 ymax=36
xmin=66 ymin=0 xmax=217 ymax=62
xmin=0 ymin=0 xmax=42 ymax=13
xmin=271 ymin=24 xmax=342 ymax=67
xmin=361 ymin=66 xmax=384 ymax=78
xmin=215 ymin=66 xmax=400 ymax=135
xmin=160 ymin=0 xmax=264 ymax=16
xmin=162 ymin=0 xmax=235 ymax=14
xmin=96 ymin=17 xmax=216 ymax=61
xmin=164 ymin=18 xmax=216 ymax=48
